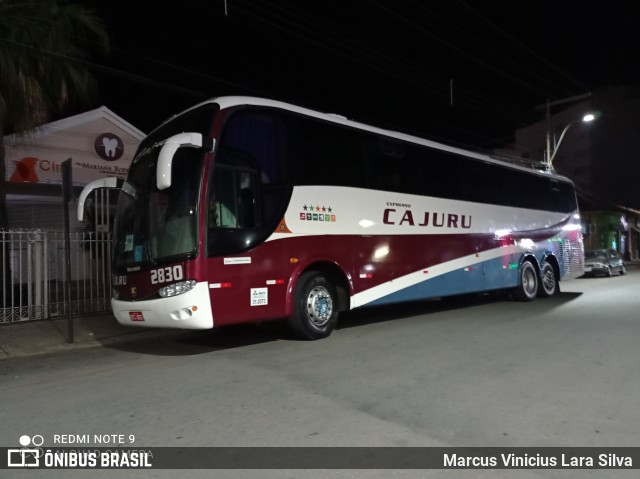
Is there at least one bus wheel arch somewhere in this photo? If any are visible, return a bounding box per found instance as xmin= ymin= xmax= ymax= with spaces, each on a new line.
xmin=512 ymin=257 xmax=539 ymax=302
xmin=538 ymin=255 xmax=560 ymax=297
xmin=288 ymin=262 xmax=350 ymax=340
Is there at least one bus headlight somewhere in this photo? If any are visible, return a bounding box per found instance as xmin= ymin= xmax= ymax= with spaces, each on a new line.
xmin=158 ymin=280 xmax=197 ymax=298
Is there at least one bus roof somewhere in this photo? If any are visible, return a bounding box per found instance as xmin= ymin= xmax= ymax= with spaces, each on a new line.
xmin=156 ymin=95 xmax=573 ymax=184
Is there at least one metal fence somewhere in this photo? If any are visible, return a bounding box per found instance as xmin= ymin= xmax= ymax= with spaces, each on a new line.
xmin=1 ymin=229 xmax=112 ymax=324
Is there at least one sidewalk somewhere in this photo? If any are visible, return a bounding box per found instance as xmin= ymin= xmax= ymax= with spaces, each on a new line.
xmin=0 ymin=313 xmax=184 ymax=360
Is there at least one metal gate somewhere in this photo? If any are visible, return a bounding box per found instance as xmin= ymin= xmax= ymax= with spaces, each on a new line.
xmin=1 ymin=188 xmax=116 ymax=324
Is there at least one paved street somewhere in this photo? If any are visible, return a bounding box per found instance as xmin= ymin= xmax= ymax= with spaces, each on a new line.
xmin=1 ymin=270 xmax=640 ymax=478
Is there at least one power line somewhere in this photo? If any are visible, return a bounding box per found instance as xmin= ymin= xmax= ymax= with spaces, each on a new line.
xmin=365 ymin=0 xmax=556 ymax=98
xmin=408 ymin=0 xmax=578 ymax=97
xmin=217 ymin=0 xmax=542 ymax=140
xmin=453 ymin=0 xmax=590 ymax=95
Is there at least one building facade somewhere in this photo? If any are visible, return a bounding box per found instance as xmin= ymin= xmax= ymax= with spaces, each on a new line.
xmin=4 ymin=106 xmax=144 ymax=231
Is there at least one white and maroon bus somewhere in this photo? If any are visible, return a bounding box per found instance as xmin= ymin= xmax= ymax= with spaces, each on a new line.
xmin=79 ymin=96 xmax=584 ymax=339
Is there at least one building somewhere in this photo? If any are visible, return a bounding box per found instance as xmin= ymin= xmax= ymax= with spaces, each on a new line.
xmin=4 ymin=106 xmax=144 ymax=231
xmin=579 ymin=195 xmax=640 ymax=261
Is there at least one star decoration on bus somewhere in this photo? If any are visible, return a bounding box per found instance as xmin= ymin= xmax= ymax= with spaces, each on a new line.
xmin=303 ymin=204 xmax=333 ymax=212
xmin=299 ymin=204 xmax=336 ymax=223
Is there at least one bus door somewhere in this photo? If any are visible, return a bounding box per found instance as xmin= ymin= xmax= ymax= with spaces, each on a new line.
xmin=205 ymin=152 xmax=274 ymax=325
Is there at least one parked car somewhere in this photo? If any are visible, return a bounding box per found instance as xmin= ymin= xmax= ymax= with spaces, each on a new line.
xmin=583 ymin=249 xmax=626 ymax=277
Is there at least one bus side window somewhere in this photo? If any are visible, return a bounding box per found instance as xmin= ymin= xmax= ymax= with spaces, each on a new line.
xmin=220 ymin=109 xmax=292 ymax=229
xmin=420 ymin=147 xmax=464 ymax=201
xmin=291 ymin=116 xmax=365 ymax=188
xmin=220 ymin=110 xmax=288 ymax=185
xmin=238 ymin=171 xmax=257 ymax=228
xmin=366 ymin=136 xmax=421 ymax=194
xmin=208 ymin=156 xmax=260 ymax=231
xmin=209 ymin=166 xmax=238 ymax=229
xmin=466 ymin=162 xmax=505 ymax=206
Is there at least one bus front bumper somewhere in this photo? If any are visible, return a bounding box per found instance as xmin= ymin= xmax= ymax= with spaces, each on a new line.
xmin=111 ymin=282 xmax=214 ymax=329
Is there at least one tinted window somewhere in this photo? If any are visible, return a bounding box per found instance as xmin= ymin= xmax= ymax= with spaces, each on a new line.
xmin=548 ymin=179 xmax=578 ymax=213
xmin=289 ymin=115 xmax=366 ymax=188
xmin=365 ymin=136 xmax=421 ymax=194
xmin=418 ymin=146 xmax=466 ymax=201
xmin=209 ymin=109 xmax=293 ymax=256
xmin=464 ymin=161 xmax=505 ymax=205
xmin=220 ymin=110 xmax=289 ymax=185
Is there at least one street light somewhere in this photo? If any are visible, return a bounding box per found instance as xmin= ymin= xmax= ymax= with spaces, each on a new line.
xmin=547 ymin=113 xmax=596 ymax=171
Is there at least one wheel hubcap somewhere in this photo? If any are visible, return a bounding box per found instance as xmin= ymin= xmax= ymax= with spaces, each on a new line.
xmin=306 ymin=286 xmax=333 ymax=327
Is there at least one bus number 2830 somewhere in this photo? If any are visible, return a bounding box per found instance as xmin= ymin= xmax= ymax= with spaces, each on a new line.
xmin=150 ymin=266 xmax=184 ymax=284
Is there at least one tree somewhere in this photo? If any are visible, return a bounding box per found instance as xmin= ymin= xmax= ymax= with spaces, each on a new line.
xmin=0 ymin=0 xmax=109 ymax=306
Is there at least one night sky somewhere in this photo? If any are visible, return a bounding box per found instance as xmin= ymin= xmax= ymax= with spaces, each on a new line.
xmin=86 ymin=0 xmax=640 ymax=151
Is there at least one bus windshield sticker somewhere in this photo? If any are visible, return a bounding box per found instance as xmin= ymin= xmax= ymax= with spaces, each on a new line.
xmin=224 ymin=257 xmax=252 ymax=265
xmin=124 ymin=234 xmax=134 ymax=252
xmin=251 ymin=288 xmax=268 ymax=306
xmin=121 ymin=181 xmax=136 ymax=198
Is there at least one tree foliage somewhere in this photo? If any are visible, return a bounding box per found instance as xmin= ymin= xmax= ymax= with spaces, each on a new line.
xmin=0 ymin=0 xmax=109 ymax=134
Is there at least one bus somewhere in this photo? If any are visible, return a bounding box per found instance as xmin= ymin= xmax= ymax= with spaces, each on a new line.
xmin=78 ymin=96 xmax=585 ymax=340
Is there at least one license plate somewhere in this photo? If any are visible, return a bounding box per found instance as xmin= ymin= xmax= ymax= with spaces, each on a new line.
xmin=129 ymin=311 xmax=144 ymax=322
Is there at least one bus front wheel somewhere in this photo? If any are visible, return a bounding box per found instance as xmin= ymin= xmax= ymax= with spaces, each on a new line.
xmin=289 ymin=271 xmax=339 ymax=340
xmin=512 ymin=261 xmax=538 ymax=302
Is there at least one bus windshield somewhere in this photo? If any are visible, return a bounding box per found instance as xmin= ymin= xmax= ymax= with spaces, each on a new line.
xmin=112 ymin=103 xmax=297 ymax=270
xmin=112 ymin=103 xmax=221 ymax=269
xmin=113 ymin=148 xmax=203 ymax=268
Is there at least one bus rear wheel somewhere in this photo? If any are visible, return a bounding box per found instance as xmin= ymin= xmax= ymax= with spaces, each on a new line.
xmin=538 ymin=262 xmax=559 ymax=297
xmin=289 ymin=271 xmax=339 ymax=340
xmin=512 ymin=261 xmax=538 ymax=301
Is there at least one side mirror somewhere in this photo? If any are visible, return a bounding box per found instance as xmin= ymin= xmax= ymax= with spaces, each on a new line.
xmin=156 ymin=133 xmax=215 ymax=190
xmin=77 ymin=177 xmax=119 ymax=222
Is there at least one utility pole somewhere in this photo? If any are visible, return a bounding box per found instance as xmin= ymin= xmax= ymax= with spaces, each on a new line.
xmin=536 ymin=92 xmax=592 ymax=167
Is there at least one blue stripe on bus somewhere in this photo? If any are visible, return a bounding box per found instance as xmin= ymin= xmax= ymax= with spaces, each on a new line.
xmin=368 ymin=256 xmax=521 ymax=306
